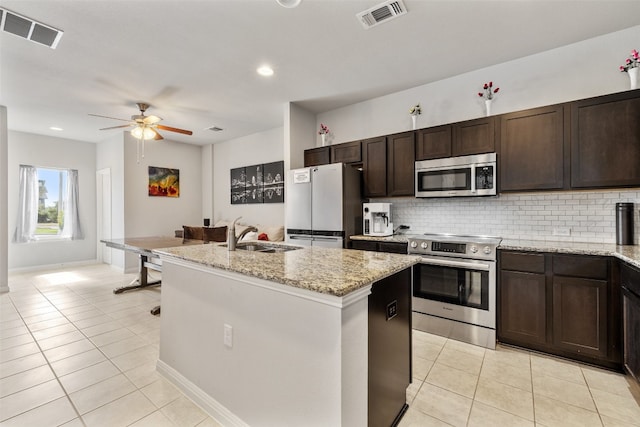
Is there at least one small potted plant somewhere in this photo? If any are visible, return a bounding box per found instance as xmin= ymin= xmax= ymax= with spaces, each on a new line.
xmin=619 ymin=49 xmax=639 ymax=90
xmin=478 ymin=82 xmax=500 ymax=116
xmin=409 ymin=104 xmax=421 ymax=129
xmin=318 ymin=123 xmax=330 ymax=146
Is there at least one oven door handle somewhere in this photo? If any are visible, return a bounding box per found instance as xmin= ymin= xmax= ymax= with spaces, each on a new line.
xmin=470 ymin=164 xmax=476 ymax=194
xmin=418 ymin=256 xmax=491 ymax=271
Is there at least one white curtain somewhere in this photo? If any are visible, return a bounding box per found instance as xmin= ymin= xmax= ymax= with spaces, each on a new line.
xmin=61 ymin=169 xmax=84 ymax=240
xmin=12 ymin=165 xmax=38 ymax=243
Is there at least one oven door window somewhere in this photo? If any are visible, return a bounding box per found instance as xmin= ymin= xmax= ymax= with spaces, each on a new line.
xmin=417 ymin=168 xmax=470 ymax=192
xmin=414 ymin=263 xmax=489 ymax=310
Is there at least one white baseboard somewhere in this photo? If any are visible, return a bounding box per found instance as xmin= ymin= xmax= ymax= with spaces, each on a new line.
xmin=156 ymin=359 xmax=249 ymax=427
xmin=8 ymin=258 xmax=102 ymax=274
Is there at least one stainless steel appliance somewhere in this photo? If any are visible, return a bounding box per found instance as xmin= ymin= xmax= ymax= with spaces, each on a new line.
xmin=363 ymin=202 xmax=393 ymax=237
xmin=286 ymin=163 xmax=362 ymax=248
xmin=415 ymin=153 xmax=497 ymax=198
xmin=409 ymin=233 xmax=502 ymax=349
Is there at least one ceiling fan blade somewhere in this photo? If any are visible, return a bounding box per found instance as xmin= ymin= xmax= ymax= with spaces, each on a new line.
xmin=89 ymin=113 xmax=131 ymax=122
xmin=143 ymin=115 xmax=162 ymax=125
xmin=99 ymin=124 xmax=134 ymax=130
xmin=157 ymin=124 xmax=193 ymax=135
xmin=153 ymin=129 xmax=164 ymax=140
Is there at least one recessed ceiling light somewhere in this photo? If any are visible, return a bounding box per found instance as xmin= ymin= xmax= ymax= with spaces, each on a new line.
xmin=257 ymin=65 xmax=274 ymax=77
xmin=276 ymin=0 xmax=302 ymax=8
xmin=49 ymin=126 xmax=63 ymax=131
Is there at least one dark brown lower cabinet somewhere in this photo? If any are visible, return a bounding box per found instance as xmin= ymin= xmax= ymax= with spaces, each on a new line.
xmin=552 ymin=276 xmax=608 ymax=358
xmin=621 ymin=261 xmax=640 ymax=383
xmin=500 ymin=270 xmax=547 ymax=345
xmin=498 ymin=250 xmax=621 ymax=370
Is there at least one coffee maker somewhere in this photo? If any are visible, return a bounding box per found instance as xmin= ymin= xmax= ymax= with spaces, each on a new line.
xmin=363 ymin=203 xmax=393 ymax=237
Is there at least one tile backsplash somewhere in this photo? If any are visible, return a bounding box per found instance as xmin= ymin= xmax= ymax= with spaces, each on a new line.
xmin=376 ymin=189 xmax=640 ymax=244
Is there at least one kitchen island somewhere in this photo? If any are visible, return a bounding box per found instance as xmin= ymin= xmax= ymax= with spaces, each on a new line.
xmin=153 ymin=243 xmax=418 ymax=427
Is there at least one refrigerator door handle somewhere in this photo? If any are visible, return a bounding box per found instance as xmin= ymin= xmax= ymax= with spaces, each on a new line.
xmin=312 ymin=236 xmax=341 ymax=241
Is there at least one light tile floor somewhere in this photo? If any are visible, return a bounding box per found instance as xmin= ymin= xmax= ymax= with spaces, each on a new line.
xmin=1 ymin=264 xmax=221 ymax=427
xmin=1 ymin=264 xmax=639 ymax=426
xmin=403 ymin=328 xmax=640 ymax=427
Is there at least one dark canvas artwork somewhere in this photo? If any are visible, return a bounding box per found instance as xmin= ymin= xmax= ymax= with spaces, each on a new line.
xmin=245 ymin=164 xmax=264 ymax=204
xmin=229 ymin=161 xmax=284 ymax=205
xmin=230 ymin=167 xmax=246 ymax=205
xmin=263 ymin=161 xmax=284 ymax=203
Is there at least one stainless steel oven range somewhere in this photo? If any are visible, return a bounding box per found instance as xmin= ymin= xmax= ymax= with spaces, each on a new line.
xmin=409 ymin=233 xmax=502 ymax=349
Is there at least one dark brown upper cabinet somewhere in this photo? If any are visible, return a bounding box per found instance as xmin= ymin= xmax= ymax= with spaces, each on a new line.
xmin=303 ymin=146 xmax=330 ymax=167
xmin=570 ymin=90 xmax=640 ymax=189
xmin=499 ymin=104 xmax=568 ymax=192
xmin=415 ymin=117 xmax=494 ymax=161
xmin=452 ymin=116 xmax=495 ymax=156
xmin=362 ymin=136 xmax=388 ymax=198
xmin=416 ymin=125 xmax=452 ymax=160
xmin=331 ymin=140 xmax=361 ymax=164
xmin=386 ymin=131 xmax=415 ymax=196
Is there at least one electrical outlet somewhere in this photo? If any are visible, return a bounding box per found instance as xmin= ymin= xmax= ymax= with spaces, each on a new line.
xmin=552 ymin=227 xmax=571 ymax=237
xmin=224 ymin=324 xmax=233 ymax=348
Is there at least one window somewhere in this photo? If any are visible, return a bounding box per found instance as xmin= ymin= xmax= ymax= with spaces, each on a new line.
xmin=13 ymin=165 xmax=84 ymax=242
xmin=36 ymin=168 xmax=67 ymax=236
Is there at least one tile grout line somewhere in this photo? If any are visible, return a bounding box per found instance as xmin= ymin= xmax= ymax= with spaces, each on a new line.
xmin=28 ymin=274 xmax=173 ymax=426
xmin=3 ymin=274 xmax=159 ymax=426
xmin=3 ymin=289 xmax=88 ymax=427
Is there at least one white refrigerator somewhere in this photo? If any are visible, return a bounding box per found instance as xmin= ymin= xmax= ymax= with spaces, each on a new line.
xmin=285 ymin=163 xmax=362 ymax=248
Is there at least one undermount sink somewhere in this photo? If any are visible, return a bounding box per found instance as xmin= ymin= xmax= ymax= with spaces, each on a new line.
xmin=222 ymin=243 xmax=301 ymax=253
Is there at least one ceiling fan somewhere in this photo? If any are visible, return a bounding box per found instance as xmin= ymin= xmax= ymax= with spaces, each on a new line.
xmin=89 ymin=102 xmax=193 ymax=141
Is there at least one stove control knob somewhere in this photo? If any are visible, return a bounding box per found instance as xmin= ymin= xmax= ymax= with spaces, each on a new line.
xmin=421 ymin=242 xmax=428 ymax=249
xmin=410 ymin=241 xmax=418 ymax=248
xmin=470 ymin=245 xmax=478 ymax=253
xmin=483 ymin=246 xmax=492 ymax=255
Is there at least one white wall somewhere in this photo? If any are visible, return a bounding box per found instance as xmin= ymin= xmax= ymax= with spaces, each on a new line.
xmin=201 ymin=144 xmax=214 ymax=224
xmin=122 ymin=133 xmax=203 ymax=237
xmin=316 ymin=25 xmax=640 ymax=145
xmin=213 ymin=127 xmax=285 ymax=227
xmin=0 ymin=106 xmax=8 ymax=292
xmin=285 ymin=102 xmax=316 ymax=171
xmin=8 ymin=131 xmax=97 ymax=270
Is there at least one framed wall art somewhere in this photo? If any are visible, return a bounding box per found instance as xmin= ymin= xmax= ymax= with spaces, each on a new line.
xmin=230 ymin=161 xmax=284 ymax=205
xmin=149 ymin=166 xmax=179 ymax=197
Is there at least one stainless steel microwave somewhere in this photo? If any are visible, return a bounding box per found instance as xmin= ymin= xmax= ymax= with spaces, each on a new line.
xmin=415 ymin=153 xmax=497 ymax=198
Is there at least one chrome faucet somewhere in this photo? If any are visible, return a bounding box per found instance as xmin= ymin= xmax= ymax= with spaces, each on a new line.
xmin=227 ymin=217 xmax=258 ymax=251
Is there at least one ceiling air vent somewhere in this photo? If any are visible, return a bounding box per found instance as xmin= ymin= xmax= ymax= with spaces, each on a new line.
xmin=0 ymin=7 xmax=63 ymax=49
xmin=356 ymin=0 xmax=407 ymax=29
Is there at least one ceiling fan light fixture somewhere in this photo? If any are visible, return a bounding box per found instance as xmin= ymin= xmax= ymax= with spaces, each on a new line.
xmin=131 ymin=126 xmax=156 ymax=140
xmin=257 ymin=65 xmax=274 ymax=76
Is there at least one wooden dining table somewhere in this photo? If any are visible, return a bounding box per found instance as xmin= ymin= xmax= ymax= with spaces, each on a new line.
xmin=101 ymin=236 xmax=205 ymax=314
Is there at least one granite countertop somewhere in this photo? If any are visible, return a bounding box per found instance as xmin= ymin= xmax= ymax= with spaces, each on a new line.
xmin=500 ymin=239 xmax=640 ymax=269
xmin=350 ymin=234 xmax=640 ymax=269
xmin=350 ymin=234 xmax=412 ymax=243
xmin=154 ymin=243 xmax=419 ymax=297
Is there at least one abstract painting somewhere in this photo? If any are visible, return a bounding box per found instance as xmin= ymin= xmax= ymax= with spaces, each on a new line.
xmin=148 ymin=166 xmax=179 ymax=197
